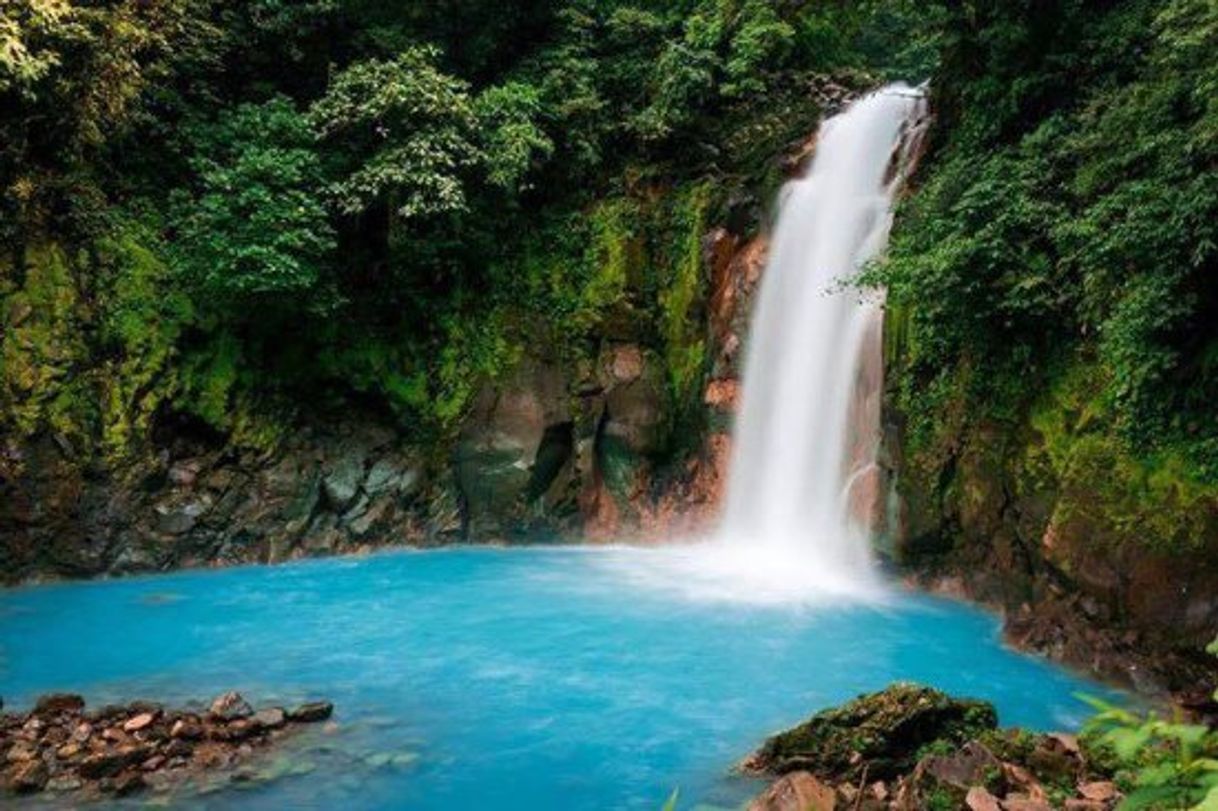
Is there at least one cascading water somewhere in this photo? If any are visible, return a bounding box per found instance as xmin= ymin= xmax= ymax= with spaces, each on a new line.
xmin=716 ymin=83 xmax=929 ymax=598
xmin=604 ymin=84 xmax=928 ymax=604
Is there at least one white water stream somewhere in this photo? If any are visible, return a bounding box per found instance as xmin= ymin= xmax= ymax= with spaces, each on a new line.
xmin=606 ymin=84 xmax=928 ymax=604
xmin=714 ymin=83 xmax=929 ymax=598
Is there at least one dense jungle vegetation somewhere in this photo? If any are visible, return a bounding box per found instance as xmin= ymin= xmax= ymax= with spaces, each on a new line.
xmin=868 ymin=0 xmax=1218 ymax=552
xmin=0 ymin=0 xmax=936 ymax=459
xmin=3 ymin=0 xmax=1217 ymax=534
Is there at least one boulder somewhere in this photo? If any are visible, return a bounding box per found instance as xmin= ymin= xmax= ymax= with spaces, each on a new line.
xmin=748 ymin=771 xmax=837 ymax=811
xmin=748 ymin=683 xmax=998 ymax=782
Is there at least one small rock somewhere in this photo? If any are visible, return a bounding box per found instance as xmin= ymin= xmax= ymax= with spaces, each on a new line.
xmin=1002 ymin=796 xmax=1054 ymax=811
xmin=5 ymin=743 xmax=38 ymax=763
xmin=1065 ymin=801 xmax=1105 ymax=811
xmin=209 ymin=691 xmax=253 ymax=720
xmin=33 ymin=693 xmax=85 ymax=715
xmin=749 ymin=771 xmax=837 ymax=811
xmin=967 ymin=786 xmax=1003 ymax=811
xmin=71 ymin=721 xmax=92 ymax=742
xmin=102 ymin=726 xmax=129 ymax=743
xmin=79 ymin=745 xmax=149 ymax=779
xmin=55 ymin=742 xmax=82 ymax=759
xmin=142 ymin=754 xmax=166 ymax=771
xmin=252 ymin=708 xmax=286 ymax=730
xmin=123 ymin=711 xmax=157 ymax=732
xmin=212 ymin=719 xmax=258 ymax=741
xmin=287 ymin=701 xmax=333 ymax=723
xmin=171 ymin=718 xmax=204 ymax=740
xmin=165 ymin=739 xmax=194 ymax=758
xmin=112 ymin=769 xmax=146 ymax=796
xmin=1078 ymin=782 xmax=1118 ymax=803
xmin=45 ymin=774 xmax=83 ymax=792
xmin=8 ymin=759 xmax=49 ymax=793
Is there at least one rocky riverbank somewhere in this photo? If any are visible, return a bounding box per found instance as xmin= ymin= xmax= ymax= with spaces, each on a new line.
xmin=744 ymin=684 xmax=1126 ymax=811
xmin=1 ymin=691 xmax=333 ymax=800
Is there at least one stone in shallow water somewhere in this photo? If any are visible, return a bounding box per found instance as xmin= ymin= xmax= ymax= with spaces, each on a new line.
xmin=252 ymin=708 xmax=286 ymax=730
xmin=34 ymin=693 xmax=84 ymax=715
xmin=287 ymin=701 xmax=333 ymax=723
xmin=209 ymin=691 xmax=253 ymax=721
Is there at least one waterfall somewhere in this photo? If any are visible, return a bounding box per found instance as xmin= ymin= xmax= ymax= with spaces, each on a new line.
xmin=712 ymin=83 xmax=929 ymax=600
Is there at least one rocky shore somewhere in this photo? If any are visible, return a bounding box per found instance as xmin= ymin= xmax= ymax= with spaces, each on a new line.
xmin=1 ymin=691 xmax=333 ymax=800
xmin=745 ymin=684 xmax=1125 ymax=811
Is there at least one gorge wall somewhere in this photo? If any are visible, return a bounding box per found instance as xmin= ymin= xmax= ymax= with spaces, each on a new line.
xmin=881 ymin=346 xmax=1218 ymax=694
xmin=0 ymin=213 xmax=767 ymax=584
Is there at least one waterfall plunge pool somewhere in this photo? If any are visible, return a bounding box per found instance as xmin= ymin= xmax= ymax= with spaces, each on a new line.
xmin=1 ymin=546 xmax=1120 ymax=809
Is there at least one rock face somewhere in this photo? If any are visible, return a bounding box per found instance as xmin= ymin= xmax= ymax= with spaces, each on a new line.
xmin=883 ymin=385 xmax=1218 ymax=693
xmin=747 ymin=684 xmax=997 ymax=782
xmin=1 ymin=692 xmax=333 ymax=801
xmin=0 ymin=413 xmax=438 ymax=582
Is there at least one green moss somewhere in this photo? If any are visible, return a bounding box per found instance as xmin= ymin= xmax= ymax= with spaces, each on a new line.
xmin=0 ymin=242 xmax=95 ymax=451
xmin=1024 ymin=359 xmax=1218 ymax=554
xmin=95 ymin=228 xmax=193 ymax=460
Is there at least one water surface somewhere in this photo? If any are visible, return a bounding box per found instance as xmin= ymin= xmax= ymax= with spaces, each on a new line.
xmin=1 ymin=546 xmax=1117 ymax=809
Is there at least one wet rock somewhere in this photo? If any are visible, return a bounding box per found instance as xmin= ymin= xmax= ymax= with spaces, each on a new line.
xmin=748 ymin=771 xmax=837 ymax=811
xmin=748 ymin=683 xmax=998 ymax=781
xmin=123 ymin=711 xmax=157 ymax=732
xmin=6 ymin=742 xmax=38 ymax=763
xmin=34 ymin=693 xmax=84 ymax=715
xmin=170 ymin=718 xmax=204 ymax=740
xmin=79 ymin=745 xmax=149 ymax=779
xmin=45 ymin=774 xmax=82 ymax=792
xmin=251 ymin=708 xmax=286 ymax=730
xmin=55 ymin=742 xmax=81 ymax=759
xmin=110 ymin=769 xmax=145 ymax=796
xmin=155 ymin=500 xmax=209 ymax=535
xmin=322 ymin=453 xmax=366 ymax=510
xmin=287 ymin=701 xmax=333 ymax=723
xmin=8 ymin=759 xmax=48 ymax=793
xmin=164 ymin=739 xmax=194 ymax=758
xmin=209 ymin=691 xmax=253 ymax=721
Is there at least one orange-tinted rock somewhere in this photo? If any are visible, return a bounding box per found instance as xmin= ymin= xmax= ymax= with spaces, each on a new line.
xmin=748 ymin=771 xmax=837 ymax=811
xmin=967 ymin=786 xmax=1003 ymax=811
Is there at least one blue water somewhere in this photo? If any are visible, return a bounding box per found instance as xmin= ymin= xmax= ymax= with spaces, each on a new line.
xmin=1 ymin=547 xmax=1118 ymax=809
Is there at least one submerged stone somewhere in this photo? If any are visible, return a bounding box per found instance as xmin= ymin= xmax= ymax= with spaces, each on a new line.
xmin=33 ymin=693 xmax=84 ymax=715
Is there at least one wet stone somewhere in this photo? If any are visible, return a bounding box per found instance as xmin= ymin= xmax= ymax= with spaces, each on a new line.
xmin=287 ymin=701 xmax=333 ymax=723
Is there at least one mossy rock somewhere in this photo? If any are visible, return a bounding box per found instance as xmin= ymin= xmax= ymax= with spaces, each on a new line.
xmin=749 ymin=683 xmax=998 ymax=782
